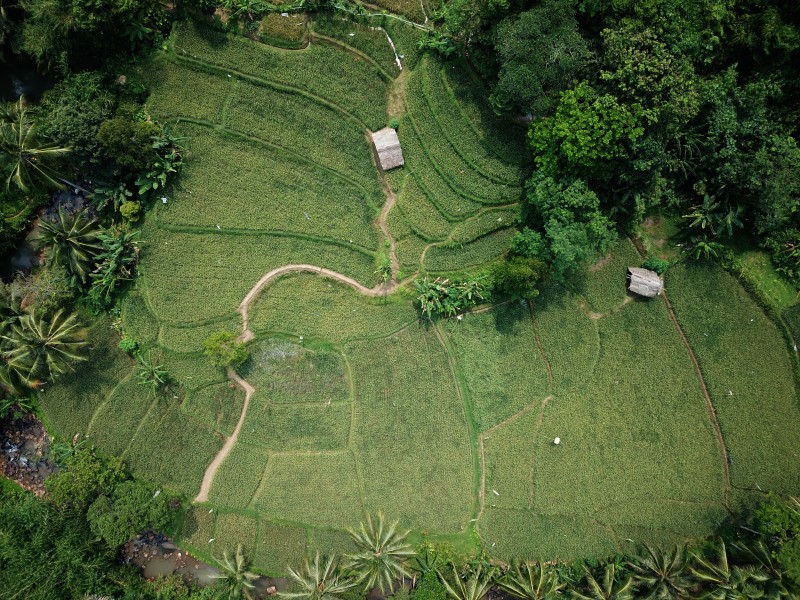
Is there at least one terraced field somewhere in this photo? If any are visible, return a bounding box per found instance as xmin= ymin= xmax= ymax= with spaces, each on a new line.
xmin=38 ymin=15 xmax=800 ymax=576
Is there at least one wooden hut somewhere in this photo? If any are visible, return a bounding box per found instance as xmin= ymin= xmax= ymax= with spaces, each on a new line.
xmin=371 ymin=128 xmax=404 ymax=170
xmin=627 ymin=267 xmax=663 ymax=298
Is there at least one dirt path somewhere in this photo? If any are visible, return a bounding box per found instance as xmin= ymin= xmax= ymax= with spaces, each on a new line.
xmin=195 ymin=165 xmax=402 ymax=502
xmin=195 ymin=369 xmax=255 ymax=503
xmin=661 ymin=292 xmax=731 ymax=507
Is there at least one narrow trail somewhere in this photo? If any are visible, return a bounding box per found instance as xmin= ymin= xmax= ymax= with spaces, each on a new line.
xmin=661 ymin=292 xmax=731 ymax=507
xmin=195 ymin=369 xmax=255 ymax=503
xmin=527 ymin=300 xmax=553 ymax=389
xmin=194 ymin=163 xmax=401 ymax=502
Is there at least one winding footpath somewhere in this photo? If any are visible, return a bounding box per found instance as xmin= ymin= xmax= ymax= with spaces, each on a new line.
xmin=194 ymin=183 xmax=401 ymax=503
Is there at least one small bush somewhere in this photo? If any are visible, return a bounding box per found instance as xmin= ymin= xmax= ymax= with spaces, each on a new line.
xmin=642 ymin=256 xmax=671 ymax=274
xmin=510 ymin=227 xmax=547 ymax=259
xmin=390 ymin=117 xmax=400 ymax=130
xmin=204 ymin=330 xmax=250 ymax=369
xmin=413 ymin=570 xmax=446 ymax=600
xmin=119 ymin=201 xmax=142 ymax=222
xmin=118 ymin=336 xmax=138 ymax=354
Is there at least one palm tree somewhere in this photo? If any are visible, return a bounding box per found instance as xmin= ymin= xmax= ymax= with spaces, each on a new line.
xmin=1 ymin=309 xmax=89 ymax=389
xmin=627 ymin=544 xmax=692 ymax=600
xmin=439 ymin=565 xmax=494 ymax=600
xmin=211 ymin=544 xmax=260 ymax=600
xmin=570 ymin=564 xmax=634 ymax=600
xmin=732 ymin=540 xmax=798 ymax=599
xmin=0 ymin=96 xmax=70 ymax=191
xmin=690 ymin=540 xmax=767 ymax=599
xmin=36 ymin=208 xmax=102 ymax=286
xmin=280 ymin=553 xmax=356 ymax=600
xmin=497 ymin=560 xmax=565 ymax=600
xmin=136 ymin=351 xmax=168 ymax=395
xmin=345 ymin=512 xmax=415 ymax=594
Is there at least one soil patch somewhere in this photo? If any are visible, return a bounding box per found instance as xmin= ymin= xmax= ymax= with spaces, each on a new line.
xmin=0 ymin=413 xmax=57 ymax=495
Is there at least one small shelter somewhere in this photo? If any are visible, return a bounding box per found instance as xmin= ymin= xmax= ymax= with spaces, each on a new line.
xmin=371 ymin=128 xmax=404 ymax=170
xmin=627 ymin=267 xmax=663 ymax=298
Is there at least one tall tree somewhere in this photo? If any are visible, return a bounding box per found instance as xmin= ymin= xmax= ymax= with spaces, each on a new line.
xmin=0 ymin=97 xmax=70 ymax=192
xmin=345 ymin=513 xmax=415 ymax=594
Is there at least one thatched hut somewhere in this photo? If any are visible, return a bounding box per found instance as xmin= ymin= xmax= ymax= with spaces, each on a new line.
xmin=371 ymin=128 xmax=404 ymax=170
xmin=627 ymin=267 xmax=663 ymax=298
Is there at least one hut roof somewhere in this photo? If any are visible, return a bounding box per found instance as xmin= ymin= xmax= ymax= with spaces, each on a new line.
xmin=627 ymin=267 xmax=663 ymax=298
xmin=371 ymin=128 xmax=404 ymax=170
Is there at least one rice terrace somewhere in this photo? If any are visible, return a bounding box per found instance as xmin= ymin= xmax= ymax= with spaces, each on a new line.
xmin=20 ymin=3 xmax=800 ymax=584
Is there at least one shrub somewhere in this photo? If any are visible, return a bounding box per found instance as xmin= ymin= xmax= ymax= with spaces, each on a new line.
xmin=118 ymin=336 xmax=138 ymax=354
xmin=414 ymin=276 xmax=487 ymax=317
xmin=510 ymin=227 xmax=547 ymax=259
xmin=97 ymin=117 xmax=160 ymax=172
xmin=642 ymin=256 xmax=671 ymax=274
xmin=204 ymin=330 xmax=250 ymax=369
xmin=119 ymin=200 xmax=142 ymax=222
xmin=413 ymin=570 xmax=446 ymax=600
xmin=390 ymin=117 xmax=400 ymax=130
xmin=87 ymin=480 xmax=173 ymax=548
xmin=45 ymin=447 xmax=127 ymax=509
xmin=490 ymin=256 xmax=547 ymax=300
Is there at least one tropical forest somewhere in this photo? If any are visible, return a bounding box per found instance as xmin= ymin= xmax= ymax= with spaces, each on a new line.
xmin=1 ymin=0 xmax=800 ymax=598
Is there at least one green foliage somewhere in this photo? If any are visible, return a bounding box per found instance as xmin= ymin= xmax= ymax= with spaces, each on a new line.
xmin=414 ymin=276 xmax=487 ymax=317
xmin=211 ymin=543 xmax=260 ymax=599
xmin=136 ymin=350 xmax=169 ymax=394
xmin=523 ymin=173 xmax=616 ymax=280
xmin=497 ymin=560 xmax=564 ymax=600
xmin=345 ymin=513 xmax=415 ymax=594
xmin=0 ymin=97 xmax=71 ymax=192
xmin=38 ymin=71 xmax=115 ymax=168
xmin=98 ymin=117 xmax=160 ymax=172
xmin=570 ymin=563 xmax=634 ymax=600
xmin=88 ymin=228 xmax=140 ymax=308
xmin=119 ymin=200 xmax=142 ymax=221
xmin=510 ymin=227 xmax=546 ymax=259
xmin=438 ymin=565 xmax=494 ymax=600
xmin=280 ymin=552 xmax=356 ymax=600
xmin=489 ymin=256 xmax=546 ymax=300
xmin=45 ymin=445 xmax=127 ymax=508
xmin=490 ymin=0 xmax=590 ymax=116
xmin=642 ymin=257 xmax=671 ymax=275
xmin=204 ymin=330 xmax=250 ymax=369
xmin=1 ymin=308 xmax=89 ymax=390
xmin=35 ymin=207 xmax=102 ymax=286
xmin=87 ymin=480 xmax=173 ymax=548
xmin=627 ymin=545 xmax=691 ymax=600
xmin=118 ymin=336 xmax=138 ymax=353
xmin=414 ymin=570 xmax=448 ymax=600
xmin=529 ymin=82 xmax=646 ymax=179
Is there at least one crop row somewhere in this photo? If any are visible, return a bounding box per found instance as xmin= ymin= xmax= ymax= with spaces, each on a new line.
xmin=147 ymin=56 xmax=231 ymax=123
xmin=418 ymin=57 xmax=526 ymax=185
xmin=171 ymin=21 xmax=388 ymax=129
xmin=424 ymin=227 xmax=515 ymax=272
xmin=398 ymin=119 xmax=485 ymax=218
xmin=239 ymin=395 xmax=352 ymax=451
xmin=438 ymin=62 xmax=530 ymax=167
xmin=406 ymin=71 xmax=521 ymax=204
xmin=395 ymin=175 xmax=454 ymax=241
xmin=225 ymin=79 xmax=383 ymax=199
xmin=208 ymin=442 xmax=272 ymax=510
xmin=346 ymin=326 xmax=474 ymax=532
xmin=312 ymin=15 xmax=400 ymax=77
xmin=156 ymin=124 xmax=379 ymax=250
xmin=446 ymin=206 xmax=519 ymax=245
xmin=667 ymin=263 xmax=800 ymax=500
xmin=442 ymin=303 xmax=549 ymax=432
xmin=250 ymin=452 xmax=365 ymax=528
xmin=138 ymin=222 xmax=377 ymax=324
xmin=183 ymin=382 xmax=246 ymax=438
xmin=248 ymin=274 xmax=418 ymax=342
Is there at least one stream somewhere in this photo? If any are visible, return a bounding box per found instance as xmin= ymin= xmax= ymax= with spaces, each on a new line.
xmin=0 ymin=54 xmax=53 ymax=103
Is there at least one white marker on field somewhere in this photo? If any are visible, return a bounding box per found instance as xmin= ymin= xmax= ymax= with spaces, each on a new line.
xmin=553 ymin=437 xmax=561 ymax=445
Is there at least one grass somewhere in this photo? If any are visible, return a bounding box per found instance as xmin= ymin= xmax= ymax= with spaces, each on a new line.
xmin=346 ymin=326 xmax=474 ymax=532
xmin=259 ymin=12 xmax=307 ymax=48
xmin=442 ymin=302 xmax=549 ymax=432
xmin=667 ymin=262 xmax=800 ymax=505
xmin=171 ymin=20 xmax=388 ymax=129
xmin=36 ymin=15 xmax=800 ymax=571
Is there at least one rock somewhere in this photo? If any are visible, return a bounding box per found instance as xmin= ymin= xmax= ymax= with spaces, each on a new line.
xmin=266 ymin=586 xmax=277 ymax=595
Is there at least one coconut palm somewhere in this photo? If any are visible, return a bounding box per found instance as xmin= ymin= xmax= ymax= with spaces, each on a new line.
xmin=280 ymin=553 xmax=355 ymax=600
xmin=0 ymin=96 xmax=70 ymax=191
xmin=732 ymin=540 xmax=798 ymax=599
xmin=1 ymin=309 xmax=89 ymax=388
xmin=36 ymin=208 xmax=102 ymax=286
xmin=497 ymin=560 xmax=565 ymax=600
xmin=439 ymin=565 xmax=494 ymax=600
xmin=211 ymin=544 xmax=259 ymax=600
xmin=570 ymin=564 xmax=634 ymax=600
xmin=135 ymin=351 xmax=168 ymax=395
xmin=690 ymin=541 xmax=767 ymax=600
xmin=627 ymin=544 xmax=692 ymax=600
xmin=344 ymin=512 xmax=415 ymax=594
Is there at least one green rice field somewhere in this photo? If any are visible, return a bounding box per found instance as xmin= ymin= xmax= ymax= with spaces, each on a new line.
xmin=38 ymin=16 xmax=800 ymax=576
